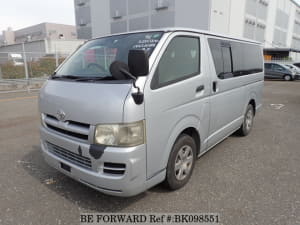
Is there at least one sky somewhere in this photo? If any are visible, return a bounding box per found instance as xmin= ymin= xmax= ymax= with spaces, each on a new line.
xmin=0 ymin=0 xmax=75 ymax=32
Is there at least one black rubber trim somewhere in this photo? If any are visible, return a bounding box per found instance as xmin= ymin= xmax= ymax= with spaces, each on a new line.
xmin=89 ymin=144 xmax=106 ymax=159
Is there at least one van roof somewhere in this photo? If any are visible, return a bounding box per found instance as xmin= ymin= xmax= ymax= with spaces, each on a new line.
xmin=91 ymin=27 xmax=262 ymax=45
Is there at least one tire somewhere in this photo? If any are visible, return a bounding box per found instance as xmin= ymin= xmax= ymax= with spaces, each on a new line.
xmin=237 ymin=104 xmax=254 ymax=136
xmin=284 ymin=75 xmax=292 ymax=81
xmin=164 ymin=134 xmax=196 ymax=190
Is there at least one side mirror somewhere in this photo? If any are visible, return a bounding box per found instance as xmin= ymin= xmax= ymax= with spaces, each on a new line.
xmin=109 ymin=61 xmax=144 ymax=105
xmin=128 ymin=50 xmax=149 ymax=77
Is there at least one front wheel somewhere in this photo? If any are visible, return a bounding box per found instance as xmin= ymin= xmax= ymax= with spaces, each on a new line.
xmin=284 ymin=75 xmax=292 ymax=81
xmin=164 ymin=134 xmax=196 ymax=190
xmin=237 ymin=104 xmax=254 ymax=136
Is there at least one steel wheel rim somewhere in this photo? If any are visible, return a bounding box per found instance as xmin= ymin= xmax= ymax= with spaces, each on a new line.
xmin=174 ymin=145 xmax=194 ymax=181
xmin=245 ymin=109 xmax=253 ymax=131
xmin=285 ymin=76 xmax=291 ymax=81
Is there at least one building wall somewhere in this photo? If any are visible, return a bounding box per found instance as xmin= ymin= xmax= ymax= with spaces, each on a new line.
xmin=4 ymin=23 xmax=78 ymax=44
xmin=2 ymin=28 xmax=15 ymax=45
xmin=45 ymin=23 xmax=77 ymax=40
xmin=210 ymin=0 xmax=231 ymax=35
xmin=91 ymin=0 xmax=110 ymax=37
xmin=74 ymin=0 xmax=92 ymax=39
xmin=75 ymin=0 xmax=300 ymax=50
xmin=14 ymin=24 xmax=48 ymax=43
xmin=86 ymin=0 xmax=211 ymax=38
xmin=175 ymin=0 xmax=210 ymax=30
xmin=228 ymin=0 xmax=246 ymax=37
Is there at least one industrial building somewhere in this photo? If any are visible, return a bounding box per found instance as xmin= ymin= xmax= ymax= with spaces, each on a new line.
xmin=0 ymin=23 xmax=83 ymax=64
xmin=0 ymin=23 xmax=78 ymax=46
xmin=74 ymin=0 xmax=300 ymax=60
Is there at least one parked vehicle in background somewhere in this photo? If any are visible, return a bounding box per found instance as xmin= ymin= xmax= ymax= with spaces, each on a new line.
xmin=293 ymin=62 xmax=300 ymax=69
xmin=39 ymin=28 xmax=264 ymax=197
xmin=264 ymin=63 xmax=296 ymax=81
xmin=285 ymin=64 xmax=300 ymax=80
xmin=9 ymin=53 xmax=24 ymax=66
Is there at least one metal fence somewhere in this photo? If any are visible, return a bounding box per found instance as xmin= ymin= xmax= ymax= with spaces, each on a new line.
xmin=0 ymin=51 xmax=70 ymax=92
xmin=0 ymin=51 xmax=69 ymax=80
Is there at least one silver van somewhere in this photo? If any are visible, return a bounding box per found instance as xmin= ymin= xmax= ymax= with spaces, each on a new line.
xmin=39 ymin=28 xmax=264 ymax=197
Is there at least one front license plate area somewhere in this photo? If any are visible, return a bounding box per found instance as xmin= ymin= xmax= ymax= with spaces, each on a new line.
xmin=60 ymin=162 xmax=71 ymax=172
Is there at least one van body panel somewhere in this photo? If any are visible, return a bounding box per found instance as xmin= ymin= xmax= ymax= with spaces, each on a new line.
xmin=143 ymin=32 xmax=210 ymax=178
xmin=39 ymin=80 xmax=131 ymax=125
xmin=40 ymin=126 xmax=147 ymax=196
xmin=206 ymin=75 xmax=263 ymax=147
xmin=205 ymin=36 xmax=264 ymax=147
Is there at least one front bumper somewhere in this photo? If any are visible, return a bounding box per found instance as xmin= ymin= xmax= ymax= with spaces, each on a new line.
xmin=40 ymin=126 xmax=148 ymax=197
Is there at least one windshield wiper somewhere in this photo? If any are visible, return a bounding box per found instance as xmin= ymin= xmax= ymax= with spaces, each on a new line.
xmin=74 ymin=76 xmax=114 ymax=82
xmin=50 ymin=75 xmax=115 ymax=82
xmin=51 ymin=75 xmax=81 ymax=80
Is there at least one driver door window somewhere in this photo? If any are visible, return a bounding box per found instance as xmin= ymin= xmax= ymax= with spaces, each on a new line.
xmin=272 ymin=64 xmax=283 ymax=71
xmin=151 ymin=36 xmax=200 ymax=89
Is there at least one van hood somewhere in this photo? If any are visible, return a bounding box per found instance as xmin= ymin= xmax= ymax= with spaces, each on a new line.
xmin=39 ymin=80 xmax=132 ymax=125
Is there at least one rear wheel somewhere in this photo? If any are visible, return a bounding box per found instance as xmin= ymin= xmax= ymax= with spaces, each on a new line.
xmin=284 ymin=75 xmax=292 ymax=81
xmin=237 ymin=104 xmax=254 ymax=136
xmin=164 ymin=134 xmax=196 ymax=190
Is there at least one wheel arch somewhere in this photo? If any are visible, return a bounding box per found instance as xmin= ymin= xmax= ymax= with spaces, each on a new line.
xmin=162 ymin=116 xmax=202 ymax=170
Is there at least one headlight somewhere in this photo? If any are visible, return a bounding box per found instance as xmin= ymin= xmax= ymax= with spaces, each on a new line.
xmin=94 ymin=120 xmax=145 ymax=147
xmin=40 ymin=113 xmax=46 ymax=127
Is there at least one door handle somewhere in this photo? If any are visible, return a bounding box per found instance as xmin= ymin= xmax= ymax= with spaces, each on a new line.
xmin=212 ymin=81 xmax=218 ymax=92
xmin=196 ymin=85 xmax=205 ymax=93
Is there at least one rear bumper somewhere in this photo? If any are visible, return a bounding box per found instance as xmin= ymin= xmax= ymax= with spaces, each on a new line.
xmin=40 ymin=126 xmax=148 ymax=197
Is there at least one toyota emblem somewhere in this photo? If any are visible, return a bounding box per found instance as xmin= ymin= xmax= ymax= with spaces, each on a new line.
xmin=57 ymin=109 xmax=66 ymax=121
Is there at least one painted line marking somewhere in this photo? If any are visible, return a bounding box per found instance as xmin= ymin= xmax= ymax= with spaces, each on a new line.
xmin=0 ymin=96 xmax=38 ymax=103
xmin=270 ymin=104 xmax=285 ymax=110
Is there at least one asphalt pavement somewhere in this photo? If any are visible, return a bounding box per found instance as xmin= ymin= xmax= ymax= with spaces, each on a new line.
xmin=0 ymin=81 xmax=299 ymax=225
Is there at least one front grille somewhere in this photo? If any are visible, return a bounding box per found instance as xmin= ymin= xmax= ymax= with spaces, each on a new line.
xmin=47 ymin=142 xmax=92 ymax=169
xmin=44 ymin=114 xmax=90 ymax=141
xmin=47 ymin=124 xmax=89 ymax=140
xmin=103 ymin=162 xmax=126 ymax=175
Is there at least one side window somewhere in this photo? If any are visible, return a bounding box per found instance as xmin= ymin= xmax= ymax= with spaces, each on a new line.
xmin=151 ymin=36 xmax=200 ymax=89
xmin=208 ymin=38 xmax=263 ymax=79
xmin=272 ymin=64 xmax=283 ymax=71
xmin=208 ymin=39 xmax=233 ymax=79
xmin=221 ymin=46 xmax=233 ymax=76
xmin=208 ymin=39 xmax=223 ymax=76
xmin=264 ymin=64 xmax=272 ymax=69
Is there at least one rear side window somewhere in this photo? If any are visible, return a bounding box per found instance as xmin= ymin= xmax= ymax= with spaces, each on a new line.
xmin=264 ymin=63 xmax=272 ymax=69
xmin=208 ymin=38 xmax=263 ymax=79
xmin=151 ymin=36 xmax=200 ymax=89
xmin=222 ymin=45 xmax=233 ymax=76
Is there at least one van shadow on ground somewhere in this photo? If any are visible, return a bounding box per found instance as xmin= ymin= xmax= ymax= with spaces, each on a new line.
xmin=21 ymin=145 xmax=156 ymax=212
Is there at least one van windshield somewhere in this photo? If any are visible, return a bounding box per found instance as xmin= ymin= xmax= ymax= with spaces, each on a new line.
xmin=54 ymin=31 xmax=163 ymax=79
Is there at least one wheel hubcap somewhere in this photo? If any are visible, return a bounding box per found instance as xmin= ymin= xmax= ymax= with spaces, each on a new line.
xmin=245 ymin=109 xmax=253 ymax=131
xmin=174 ymin=145 xmax=194 ymax=181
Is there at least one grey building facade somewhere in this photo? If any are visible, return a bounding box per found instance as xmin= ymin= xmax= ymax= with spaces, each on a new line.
xmin=1 ymin=23 xmax=78 ymax=46
xmin=74 ymin=0 xmax=210 ymax=39
xmin=14 ymin=23 xmax=77 ymax=43
xmin=74 ymin=0 xmax=300 ymax=54
xmin=74 ymin=0 xmax=93 ymax=39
